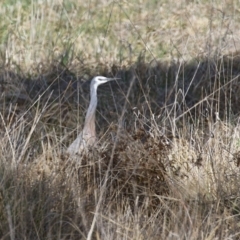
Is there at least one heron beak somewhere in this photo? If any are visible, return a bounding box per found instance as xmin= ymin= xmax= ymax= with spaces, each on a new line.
xmin=107 ymin=77 xmax=121 ymax=81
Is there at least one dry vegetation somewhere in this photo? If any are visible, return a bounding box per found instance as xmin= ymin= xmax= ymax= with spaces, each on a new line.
xmin=0 ymin=0 xmax=240 ymax=239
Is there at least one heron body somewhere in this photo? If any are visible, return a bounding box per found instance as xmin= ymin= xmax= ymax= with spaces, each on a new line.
xmin=67 ymin=76 xmax=118 ymax=155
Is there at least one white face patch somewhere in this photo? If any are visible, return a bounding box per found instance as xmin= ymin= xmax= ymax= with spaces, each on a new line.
xmin=98 ymin=77 xmax=108 ymax=82
xmin=95 ymin=77 xmax=113 ymax=85
xmin=91 ymin=76 xmax=119 ymax=90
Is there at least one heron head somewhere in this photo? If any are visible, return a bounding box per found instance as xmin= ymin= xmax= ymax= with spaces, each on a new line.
xmin=91 ymin=76 xmax=120 ymax=89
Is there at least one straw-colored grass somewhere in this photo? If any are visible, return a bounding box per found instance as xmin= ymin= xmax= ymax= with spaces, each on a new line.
xmin=1 ymin=0 xmax=240 ymax=73
xmin=0 ymin=0 xmax=240 ymax=239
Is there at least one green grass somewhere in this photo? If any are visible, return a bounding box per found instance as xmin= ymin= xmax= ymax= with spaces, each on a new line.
xmin=1 ymin=0 xmax=240 ymax=72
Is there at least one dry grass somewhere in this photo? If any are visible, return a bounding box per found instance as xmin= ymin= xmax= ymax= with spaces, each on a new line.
xmin=1 ymin=58 xmax=240 ymax=239
xmin=0 ymin=0 xmax=240 ymax=239
xmin=1 ymin=0 xmax=240 ymax=73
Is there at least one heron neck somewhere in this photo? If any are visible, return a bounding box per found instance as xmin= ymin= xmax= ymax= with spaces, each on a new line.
xmin=84 ymin=86 xmax=97 ymax=132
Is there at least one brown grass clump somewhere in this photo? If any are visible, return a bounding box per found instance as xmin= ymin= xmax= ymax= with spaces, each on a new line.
xmin=29 ymin=127 xmax=170 ymax=210
xmin=0 ymin=117 xmax=171 ymax=239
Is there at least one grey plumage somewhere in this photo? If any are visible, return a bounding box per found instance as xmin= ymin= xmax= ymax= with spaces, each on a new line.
xmin=67 ymin=76 xmax=119 ymax=155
